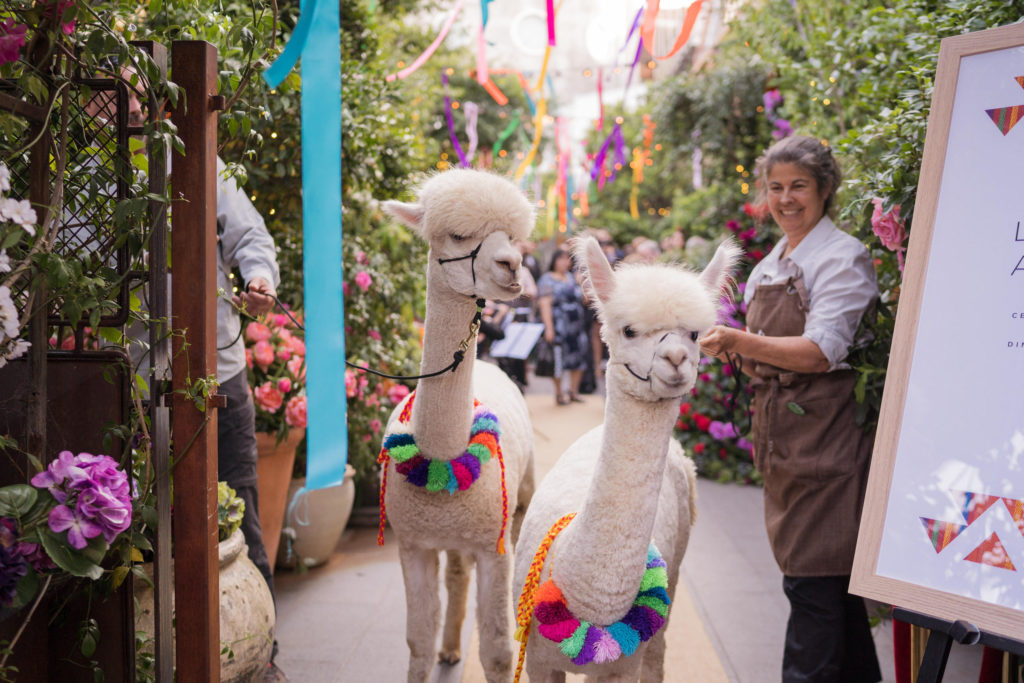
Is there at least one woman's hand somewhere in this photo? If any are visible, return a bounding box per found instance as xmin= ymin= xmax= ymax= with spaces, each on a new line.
xmin=699 ymin=325 xmax=735 ymax=359
xmin=544 ymin=327 xmax=555 ymax=343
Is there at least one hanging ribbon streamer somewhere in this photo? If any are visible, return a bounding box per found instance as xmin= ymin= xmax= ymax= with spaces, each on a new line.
xmin=565 ymin=169 xmax=575 ymax=232
xmin=516 ymin=71 xmax=536 ymax=115
xmin=442 ymin=72 xmax=470 ymax=167
xmin=492 ymin=111 xmax=520 ymax=157
xmin=590 ymin=123 xmax=628 ymax=189
xmin=596 ymin=68 xmax=604 ymax=130
xmin=515 ymin=97 xmax=547 ymax=181
xmin=555 ymin=116 xmax=569 ymax=233
xmin=545 ymin=183 xmax=557 ymax=238
xmin=640 ymin=0 xmax=705 ymax=61
xmin=623 ymin=36 xmax=643 ymax=98
xmin=464 ymin=101 xmax=480 ymax=163
xmin=618 ymin=7 xmax=644 ymax=62
xmin=630 ymin=115 xmax=657 ymax=218
xmin=476 ymin=26 xmax=489 ymax=85
xmin=578 ymin=184 xmax=590 ymax=217
xmin=546 ymin=0 xmax=556 ymax=46
xmin=480 ymin=0 xmax=495 ymax=26
xmin=262 ymin=0 xmax=346 ymax=490
xmin=386 ymin=0 xmax=464 ymax=81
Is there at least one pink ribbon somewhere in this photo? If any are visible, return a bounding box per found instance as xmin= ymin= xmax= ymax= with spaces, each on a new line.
xmin=464 ymin=101 xmax=479 ymax=163
xmin=386 ymin=0 xmax=464 ymax=82
xmin=546 ymin=0 xmax=556 ymax=46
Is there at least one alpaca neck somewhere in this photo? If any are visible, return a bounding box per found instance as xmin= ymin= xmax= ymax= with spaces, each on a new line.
xmin=410 ymin=271 xmax=478 ymax=460
xmin=551 ymin=371 xmax=679 ymax=624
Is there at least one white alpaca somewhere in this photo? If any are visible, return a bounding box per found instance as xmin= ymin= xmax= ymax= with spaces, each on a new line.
xmin=380 ymin=168 xmax=537 ymax=683
xmin=513 ymin=235 xmax=738 ymax=682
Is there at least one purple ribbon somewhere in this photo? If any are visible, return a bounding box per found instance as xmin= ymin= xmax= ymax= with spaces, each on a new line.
xmin=442 ymin=72 xmax=469 ymax=167
xmin=590 ymin=123 xmax=628 ymax=188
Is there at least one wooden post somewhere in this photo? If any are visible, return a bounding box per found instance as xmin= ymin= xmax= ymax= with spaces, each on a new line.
xmin=169 ymin=40 xmax=220 ymax=683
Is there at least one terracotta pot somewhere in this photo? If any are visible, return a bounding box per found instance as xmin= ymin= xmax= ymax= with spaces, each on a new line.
xmin=134 ymin=529 xmax=275 ymax=681
xmin=277 ymin=465 xmax=356 ymax=569
xmin=255 ymin=428 xmax=304 ymax=572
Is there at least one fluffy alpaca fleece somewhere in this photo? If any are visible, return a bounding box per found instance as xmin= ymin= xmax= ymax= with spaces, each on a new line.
xmin=381 ymin=168 xmax=537 ymax=683
xmin=513 ymin=235 xmax=739 ymax=682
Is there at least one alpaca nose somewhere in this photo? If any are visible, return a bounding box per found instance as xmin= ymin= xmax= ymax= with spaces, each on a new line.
xmin=495 ymin=250 xmax=522 ymax=274
xmin=663 ymin=345 xmax=688 ymax=368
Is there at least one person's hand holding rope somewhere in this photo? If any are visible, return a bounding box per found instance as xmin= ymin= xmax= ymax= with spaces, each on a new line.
xmin=235 ymin=276 xmax=276 ymax=317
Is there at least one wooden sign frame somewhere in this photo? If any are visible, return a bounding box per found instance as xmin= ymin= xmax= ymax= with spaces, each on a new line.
xmin=851 ymin=22 xmax=1024 ymax=644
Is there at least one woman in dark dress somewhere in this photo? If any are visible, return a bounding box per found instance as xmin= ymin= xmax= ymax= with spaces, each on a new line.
xmin=536 ymin=248 xmax=589 ymax=405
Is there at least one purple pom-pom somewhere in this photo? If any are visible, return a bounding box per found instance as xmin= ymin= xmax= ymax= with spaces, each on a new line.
xmin=571 ymin=626 xmax=603 ymax=666
xmin=455 ymin=453 xmax=481 ymax=480
xmin=406 ymin=459 xmax=431 ymax=487
xmin=535 ymin=600 xmax=573 ymax=624
xmin=622 ymin=605 xmax=665 ymax=642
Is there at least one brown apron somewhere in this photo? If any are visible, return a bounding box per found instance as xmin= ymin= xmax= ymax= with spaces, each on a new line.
xmin=745 ymin=277 xmax=874 ymax=576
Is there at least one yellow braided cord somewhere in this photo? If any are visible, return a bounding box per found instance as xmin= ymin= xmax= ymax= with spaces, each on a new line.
xmin=513 ymin=512 xmax=577 ymax=683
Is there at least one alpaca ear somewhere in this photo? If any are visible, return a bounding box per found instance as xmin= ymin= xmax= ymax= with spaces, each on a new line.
xmin=382 ymin=200 xmax=426 ymax=235
xmin=572 ymin=235 xmax=615 ymax=306
xmin=699 ymin=238 xmax=742 ymax=303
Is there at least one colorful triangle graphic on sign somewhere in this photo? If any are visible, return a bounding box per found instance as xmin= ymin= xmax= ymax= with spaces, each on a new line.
xmin=1003 ymin=497 xmax=1024 ymax=539
xmin=1016 ymin=75 xmax=1024 ymax=90
xmin=920 ymin=517 xmax=967 ymax=553
xmin=986 ymin=106 xmax=1024 ymax=135
xmin=964 ymin=532 xmax=1016 ymax=571
xmin=952 ymin=490 xmax=1001 ymax=524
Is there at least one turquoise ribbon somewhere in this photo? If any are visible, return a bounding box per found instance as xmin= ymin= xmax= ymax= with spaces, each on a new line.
xmin=263 ymin=0 xmax=347 ymax=490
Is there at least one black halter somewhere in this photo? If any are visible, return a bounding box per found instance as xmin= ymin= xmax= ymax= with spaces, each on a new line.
xmin=437 ymin=240 xmax=484 ymax=289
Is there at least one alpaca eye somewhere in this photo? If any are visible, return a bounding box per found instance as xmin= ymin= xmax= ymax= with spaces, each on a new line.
xmin=623 ymin=326 xmax=636 ymax=339
xmin=690 ymin=331 xmax=699 ymax=342
xmin=450 ymin=233 xmax=466 ymax=242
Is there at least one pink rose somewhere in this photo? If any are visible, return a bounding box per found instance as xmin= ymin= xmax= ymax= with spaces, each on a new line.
xmin=369 ymin=419 xmax=382 ymax=434
xmin=368 ymin=329 xmax=381 ymax=341
xmin=345 ymin=369 xmax=359 ymax=398
xmin=245 ymin=348 xmax=254 ymax=369
xmin=285 ymin=395 xmax=307 ymax=429
xmin=343 ymin=282 xmax=350 ymax=296
xmin=362 ymin=434 xmax=372 ymax=443
xmin=252 ymin=340 xmax=275 ymax=371
xmin=355 ymin=250 xmax=368 ymax=264
xmin=871 ymin=198 xmax=906 ymax=251
xmin=254 ymin=382 xmax=284 ymax=413
xmin=274 ymin=314 xmax=290 ymax=328
xmin=285 ymin=335 xmax=306 ymax=356
xmin=277 ymin=378 xmax=292 ymax=394
xmin=246 ymin=321 xmax=272 ymax=342
xmin=364 ymin=394 xmax=379 ymax=408
xmin=387 ymin=384 xmax=410 ymax=405
xmin=354 ymin=271 xmax=372 ymax=291
xmin=287 ymin=356 xmax=306 ymax=380
xmin=276 ymin=348 xmax=292 ymax=362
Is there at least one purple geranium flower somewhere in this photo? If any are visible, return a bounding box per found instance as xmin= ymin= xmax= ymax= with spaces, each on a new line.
xmin=763 ymin=88 xmax=783 ymax=114
xmin=48 ymin=504 xmax=103 ymax=550
xmin=772 ymin=118 xmax=793 ymax=140
xmin=0 ymin=542 xmax=27 ymax=607
xmin=708 ymin=420 xmax=738 ymax=440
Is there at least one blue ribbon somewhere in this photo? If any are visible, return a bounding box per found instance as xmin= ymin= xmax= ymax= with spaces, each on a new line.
xmin=263 ymin=0 xmax=347 ymax=490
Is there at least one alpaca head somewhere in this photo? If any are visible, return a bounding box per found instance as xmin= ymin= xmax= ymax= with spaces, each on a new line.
xmin=573 ymin=235 xmax=739 ymax=402
xmin=382 ymin=169 xmax=535 ymax=301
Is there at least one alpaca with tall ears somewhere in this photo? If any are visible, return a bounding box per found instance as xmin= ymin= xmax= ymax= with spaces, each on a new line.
xmin=380 ymin=168 xmax=537 ymax=683
xmin=513 ymin=235 xmax=739 ymax=682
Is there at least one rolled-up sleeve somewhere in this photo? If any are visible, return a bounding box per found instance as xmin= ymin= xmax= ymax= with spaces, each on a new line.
xmin=802 ymin=244 xmax=878 ymax=368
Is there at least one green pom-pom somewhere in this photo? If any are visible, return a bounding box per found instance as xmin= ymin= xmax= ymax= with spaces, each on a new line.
xmin=466 ymin=442 xmax=492 ymax=462
xmin=388 ymin=444 xmax=420 ymax=462
xmin=639 ymin=566 xmax=668 ymax=593
xmin=635 ymin=596 xmax=669 ymax=617
xmin=559 ymin=621 xmax=590 ymax=658
xmin=426 ymin=460 xmax=449 ymax=492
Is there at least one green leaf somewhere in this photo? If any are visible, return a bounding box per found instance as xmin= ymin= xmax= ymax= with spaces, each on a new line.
xmin=111 ymin=565 xmax=130 ymax=590
xmin=786 ymin=401 xmax=806 ymax=416
xmin=0 ymin=485 xmax=38 ymax=517
xmin=11 ymin=568 xmax=39 ymax=610
xmin=854 ymin=371 xmax=867 ymax=404
xmin=38 ymin=528 xmax=106 ymax=580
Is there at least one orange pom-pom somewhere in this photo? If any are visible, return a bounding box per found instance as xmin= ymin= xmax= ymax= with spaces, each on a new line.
xmin=534 ymin=579 xmax=565 ymax=606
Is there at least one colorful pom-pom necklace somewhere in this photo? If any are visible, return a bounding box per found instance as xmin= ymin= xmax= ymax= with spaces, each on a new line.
xmin=377 ymin=391 xmax=510 ymax=553
xmin=513 ymin=513 xmax=670 ymax=682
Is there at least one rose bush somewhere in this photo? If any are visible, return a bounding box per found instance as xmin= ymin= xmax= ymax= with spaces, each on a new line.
xmin=244 ymin=312 xmax=307 ymax=442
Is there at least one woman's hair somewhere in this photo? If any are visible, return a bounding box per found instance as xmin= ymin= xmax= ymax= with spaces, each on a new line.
xmin=754 ymin=135 xmax=842 ymax=215
xmin=547 ymin=248 xmax=569 ymax=272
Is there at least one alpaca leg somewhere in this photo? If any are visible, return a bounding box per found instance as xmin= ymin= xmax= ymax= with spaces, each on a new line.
xmin=512 ymin=454 xmax=536 ymax=546
xmin=439 ymin=549 xmax=474 ymax=664
xmin=474 ymin=551 xmax=514 ymax=682
xmin=640 ymin=630 xmax=667 ymax=682
xmin=400 ymin=547 xmax=441 ymax=683
xmin=525 ymin=662 xmax=566 ymax=683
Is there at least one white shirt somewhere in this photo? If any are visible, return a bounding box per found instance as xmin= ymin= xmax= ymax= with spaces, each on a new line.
xmin=744 ymin=216 xmax=878 ymax=369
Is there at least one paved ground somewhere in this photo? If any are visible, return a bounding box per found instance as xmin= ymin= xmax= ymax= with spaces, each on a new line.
xmin=273 ymin=365 xmax=984 ymax=682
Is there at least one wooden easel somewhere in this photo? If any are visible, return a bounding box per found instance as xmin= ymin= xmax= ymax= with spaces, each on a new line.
xmin=898 ymin=608 xmax=1024 ymax=683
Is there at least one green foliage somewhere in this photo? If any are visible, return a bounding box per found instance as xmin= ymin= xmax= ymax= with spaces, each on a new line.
xmin=217 ymin=481 xmax=245 ymax=542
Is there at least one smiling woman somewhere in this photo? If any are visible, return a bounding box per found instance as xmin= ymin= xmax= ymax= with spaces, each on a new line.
xmin=699 ymin=135 xmax=882 ymax=682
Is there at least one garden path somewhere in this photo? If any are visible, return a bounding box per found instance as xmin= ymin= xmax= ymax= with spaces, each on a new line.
xmin=273 ymin=364 xmax=983 ymax=682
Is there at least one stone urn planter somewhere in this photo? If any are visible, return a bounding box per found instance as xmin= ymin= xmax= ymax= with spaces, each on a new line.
xmin=255 ymin=428 xmax=304 ymax=571
xmin=277 ymin=464 xmax=356 ymax=569
xmin=135 ymin=529 xmax=275 ymax=681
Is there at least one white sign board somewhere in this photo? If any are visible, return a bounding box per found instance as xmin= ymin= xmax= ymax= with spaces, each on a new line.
xmin=851 ymin=22 xmax=1024 ymax=644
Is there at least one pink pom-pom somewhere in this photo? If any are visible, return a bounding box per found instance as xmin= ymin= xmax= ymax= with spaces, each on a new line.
xmin=592 ymin=629 xmax=622 ymax=663
xmin=451 ymin=461 xmax=474 ymax=491
xmin=538 ymin=618 xmax=579 ymax=643
xmin=535 ymin=600 xmax=573 ymax=624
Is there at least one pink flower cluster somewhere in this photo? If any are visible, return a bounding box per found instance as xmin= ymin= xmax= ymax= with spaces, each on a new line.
xmin=870 ymin=198 xmax=906 ymax=251
xmin=244 ymin=312 xmax=307 ymax=436
xmin=30 ymin=451 xmax=132 ymax=550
